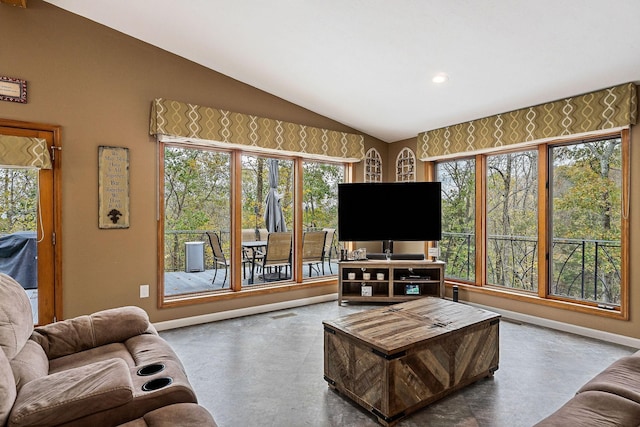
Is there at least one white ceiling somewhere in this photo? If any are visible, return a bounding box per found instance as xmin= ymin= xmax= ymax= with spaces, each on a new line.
xmin=44 ymin=0 xmax=640 ymax=143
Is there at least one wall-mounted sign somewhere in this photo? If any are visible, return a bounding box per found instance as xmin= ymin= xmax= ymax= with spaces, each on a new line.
xmin=98 ymin=146 xmax=130 ymax=229
xmin=0 ymin=76 xmax=27 ymax=103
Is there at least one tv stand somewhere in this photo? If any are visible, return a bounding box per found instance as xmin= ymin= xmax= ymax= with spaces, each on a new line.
xmin=338 ymin=259 xmax=445 ymax=305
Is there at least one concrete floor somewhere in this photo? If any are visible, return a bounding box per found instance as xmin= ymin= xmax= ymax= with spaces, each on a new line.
xmin=159 ymin=300 xmax=638 ymax=427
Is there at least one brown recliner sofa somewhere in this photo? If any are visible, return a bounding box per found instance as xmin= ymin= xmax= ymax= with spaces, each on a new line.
xmin=534 ymin=350 xmax=640 ymax=426
xmin=0 ymin=273 xmax=216 ymax=427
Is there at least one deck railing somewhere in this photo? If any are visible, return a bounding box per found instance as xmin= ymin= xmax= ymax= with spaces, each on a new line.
xmin=441 ymin=232 xmax=621 ymax=305
xmin=165 ymin=230 xmax=230 ymax=272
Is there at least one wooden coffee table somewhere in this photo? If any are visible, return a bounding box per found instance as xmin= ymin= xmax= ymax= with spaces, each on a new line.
xmin=323 ymin=297 xmax=500 ymax=426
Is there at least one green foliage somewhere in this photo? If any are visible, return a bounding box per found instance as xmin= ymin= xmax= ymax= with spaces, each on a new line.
xmin=164 ymin=146 xmax=230 ymax=232
xmin=0 ymin=168 xmax=38 ymax=234
xmin=437 ymin=159 xmax=476 ymax=280
xmin=302 ymin=162 xmax=342 ymax=230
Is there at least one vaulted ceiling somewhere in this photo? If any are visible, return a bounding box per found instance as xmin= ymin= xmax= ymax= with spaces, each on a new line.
xmin=44 ymin=0 xmax=640 ymax=142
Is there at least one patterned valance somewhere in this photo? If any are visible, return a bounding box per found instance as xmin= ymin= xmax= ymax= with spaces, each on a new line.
xmin=0 ymin=135 xmax=52 ymax=169
xmin=418 ymin=82 xmax=637 ymax=160
xmin=150 ymin=98 xmax=365 ymax=162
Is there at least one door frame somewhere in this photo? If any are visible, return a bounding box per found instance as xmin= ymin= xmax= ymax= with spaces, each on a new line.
xmin=0 ymin=118 xmax=62 ymax=324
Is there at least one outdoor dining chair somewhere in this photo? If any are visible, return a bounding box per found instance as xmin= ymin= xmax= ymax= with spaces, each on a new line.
xmin=322 ymin=228 xmax=338 ymax=273
xmin=302 ymin=230 xmax=327 ymax=277
xmin=260 ymin=232 xmax=292 ymax=281
xmin=206 ymin=231 xmax=250 ymax=287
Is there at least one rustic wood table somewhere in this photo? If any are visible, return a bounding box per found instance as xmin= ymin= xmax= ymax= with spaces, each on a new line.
xmin=323 ymin=297 xmax=500 ymax=426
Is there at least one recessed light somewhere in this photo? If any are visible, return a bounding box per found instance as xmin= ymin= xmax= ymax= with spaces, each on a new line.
xmin=432 ymin=73 xmax=449 ymax=84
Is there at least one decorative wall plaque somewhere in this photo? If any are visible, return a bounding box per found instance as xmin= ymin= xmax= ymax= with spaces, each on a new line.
xmin=0 ymin=76 xmax=27 ymax=103
xmin=98 ymin=146 xmax=130 ymax=229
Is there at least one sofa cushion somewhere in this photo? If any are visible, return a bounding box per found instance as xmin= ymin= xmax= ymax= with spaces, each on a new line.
xmin=0 ymin=273 xmax=33 ymax=359
xmin=48 ymin=342 xmax=135 ymax=374
xmin=31 ymin=306 xmax=152 ymax=359
xmin=0 ymin=350 xmax=17 ymax=427
xmin=116 ymin=403 xmax=217 ymax=427
xmin=10 ymin=339 xmax=48 ymax=391
xmin=578 ymin=355 xmax=640 ymax=404
xmin=533 ymin=390 xmax=640 ymax=427
xmin=9 ymin=358 xmax=133 ymax=427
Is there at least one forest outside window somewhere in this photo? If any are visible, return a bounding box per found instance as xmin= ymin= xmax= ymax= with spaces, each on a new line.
xmin=436 ymin=133 xmax=628 ymax=314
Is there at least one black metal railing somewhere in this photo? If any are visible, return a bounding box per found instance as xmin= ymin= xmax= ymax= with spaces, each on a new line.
xmin=440 ymin=232 xmax=621 ymax=305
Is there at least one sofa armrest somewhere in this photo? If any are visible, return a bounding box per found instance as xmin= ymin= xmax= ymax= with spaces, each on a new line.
xmin=9 ymin=358 xmax=133 ymax=427
xmin=31 ymin=306 xmax=154 ymax=359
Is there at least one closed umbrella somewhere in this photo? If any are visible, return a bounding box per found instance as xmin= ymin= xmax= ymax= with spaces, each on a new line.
xmin=264 ymin=159 xmax=287 ymax=232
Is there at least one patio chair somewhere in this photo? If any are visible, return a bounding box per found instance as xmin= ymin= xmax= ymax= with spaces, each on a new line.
xmin=302 ymin=230 xmax=327 ymax=276
xmin=241 ymin=228 xmax=264 ymax=266
xmin=322 ymin=228 xmax=338 ymax=273
xmin=260 ymin=232 xmax=292 ymax=281
xmin=206 ymin=231 xmax=250 ymax=287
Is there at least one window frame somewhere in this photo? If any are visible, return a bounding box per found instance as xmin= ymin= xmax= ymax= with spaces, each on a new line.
xmin=434 ymin=130 xmax=629 ymax=319
xmin=157 ymin=140 xmax=346 ymax=308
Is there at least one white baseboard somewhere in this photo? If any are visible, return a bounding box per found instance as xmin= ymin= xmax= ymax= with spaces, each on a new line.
xmin=153 ymin=293 xmax=338 ymax=332
xmin=468 ymin=301 xmax=640 ymax=350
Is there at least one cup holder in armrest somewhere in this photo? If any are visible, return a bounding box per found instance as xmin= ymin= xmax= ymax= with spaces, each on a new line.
xmin=137 ymin=363 xmax=166 ymax=376
xmin=142 ymin=377 xmax=173 ymax=392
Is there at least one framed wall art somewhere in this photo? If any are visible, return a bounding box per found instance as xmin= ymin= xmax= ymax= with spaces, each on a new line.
xmin=98 ymin=146 xmax=130 ymax=229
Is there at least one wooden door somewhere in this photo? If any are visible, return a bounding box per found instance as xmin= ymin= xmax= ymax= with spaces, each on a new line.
xmin=0 ymin=119 xmax=61 ymax=324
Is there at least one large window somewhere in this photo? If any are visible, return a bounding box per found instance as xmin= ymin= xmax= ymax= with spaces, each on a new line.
xmin=163 ymin=145 xmax=231 ymax=296
xmin=486 ymin=151 xmax=538 ymax=291
xmin=437 ymin=159 xmax=476 ymax=282
xmin=550 ymin=138 xmax=622 ymax=306
xmin=160 ymin=142 xmax=344 ymax=301
xmin=436 ymin=134 xmax=627 ymax=315
xmin=302 ymin=160 xmax=343 ymax=277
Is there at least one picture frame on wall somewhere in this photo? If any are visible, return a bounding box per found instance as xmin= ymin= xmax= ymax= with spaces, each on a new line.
xmin=98 ymin=146 xmax=130 ymax=229
xmin=0 ymin=76 xmax=27 ymax=103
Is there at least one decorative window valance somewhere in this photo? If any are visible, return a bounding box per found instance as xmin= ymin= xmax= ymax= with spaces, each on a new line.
xmin=418 ymin=82 xmax=637 ymax=161
xmin=150 ymin=98 xmax=365 ymax=162
xmin=0 ymin=135 xmax=52 ymax=169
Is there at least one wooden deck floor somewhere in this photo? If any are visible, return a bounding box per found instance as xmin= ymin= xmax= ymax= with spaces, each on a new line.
xmin=164 ymin=260 xmax=338 ymax=296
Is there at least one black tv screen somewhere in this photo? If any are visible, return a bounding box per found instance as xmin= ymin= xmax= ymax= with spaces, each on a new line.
xmin=338 ymin=182 xmax=441 ymax=242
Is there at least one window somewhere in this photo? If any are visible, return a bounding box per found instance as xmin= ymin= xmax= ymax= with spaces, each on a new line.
xmin=163 ymin=145 xmax=231 ymax=297
xmin=435 ymin=133 xmax=627 ymax=315
xmin=395 ymin=147 xmax=415 ymax=182
xmin=302 ymin=160 xmax=343 ymax=278
xmin=486 ymin=150 xmax=538 ymax=291
xmin=241 ymin=155 xmax=293 ymax=286
xmin=437 ymin=159 xmax=475 ymax=282
xmin=550 ymin=137 xmax=622 ymax=307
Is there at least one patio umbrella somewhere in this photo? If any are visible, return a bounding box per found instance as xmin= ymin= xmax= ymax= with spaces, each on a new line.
xmin=264 ymin=159 xmax=287 ymax=232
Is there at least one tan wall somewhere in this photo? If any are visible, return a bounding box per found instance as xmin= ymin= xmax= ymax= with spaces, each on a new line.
xmin=0 ymin=1 xmax=381 ymax=322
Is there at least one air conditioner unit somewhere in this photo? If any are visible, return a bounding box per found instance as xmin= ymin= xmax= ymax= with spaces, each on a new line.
xmin=185 ymin=241 xmax=205 ymax=272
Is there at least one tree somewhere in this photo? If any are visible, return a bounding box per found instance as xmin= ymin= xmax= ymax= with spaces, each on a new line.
xmin=0 ymin=168 xmax=38 ymax=234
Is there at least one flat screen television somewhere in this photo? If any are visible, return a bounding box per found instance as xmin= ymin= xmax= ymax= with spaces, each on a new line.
xmin=337 ymin=181 xmax=442 ymax=242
